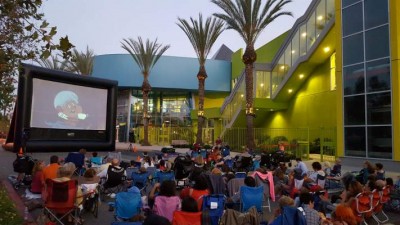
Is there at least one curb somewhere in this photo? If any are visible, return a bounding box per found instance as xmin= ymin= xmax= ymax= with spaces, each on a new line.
xmin=2 ymin=180 xmax=37 ymax=225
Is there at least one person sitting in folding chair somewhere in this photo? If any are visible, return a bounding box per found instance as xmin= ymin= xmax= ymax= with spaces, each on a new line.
xmin=98 ymin=158 xmax=127 ymax=195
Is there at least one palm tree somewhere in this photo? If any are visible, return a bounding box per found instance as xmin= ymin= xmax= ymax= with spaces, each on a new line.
xmin=35 ymin=55 xmax=67 ymax=71
xmin=121 ymin=37 xmax=170 ymax=146
xmin=177 ymin=14 xmax=225 ymax=145
xmin=66 ymin=46 xmax=94 ymax=75
xmin=212 ymin=0 xmax=292 ymax=149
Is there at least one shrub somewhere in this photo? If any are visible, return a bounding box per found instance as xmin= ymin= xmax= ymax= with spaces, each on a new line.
xmin=0 ymin=185 xmax=23 ymax=225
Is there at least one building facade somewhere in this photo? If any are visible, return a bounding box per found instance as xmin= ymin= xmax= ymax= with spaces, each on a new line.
xmin=92 ymin=0 xmax=400 ymax=162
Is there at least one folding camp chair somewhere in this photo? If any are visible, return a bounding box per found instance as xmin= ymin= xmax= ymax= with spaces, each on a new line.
xmin=65 ymin=152 xmax=85 ymax=176
xmin=104 ymin=152 xmax=122 ymax=163
xmin=235 ymin=172 xmax=247 ymax=179
xmin=172 ymin=211 xmax=202 ymax=225
xmin=131 ymin=172 xmax=150 ymax=194
xmin=240 ymin=185 xmax=263 ymax=213
xmin=202 ymin=194 xmax=226 ymax=225
xmin=43 ymin=179 xmax=80 ymax=225
xmin=154 ymin=170 xmax=175 ymax=184
xmin=240 ymin=185 xmax=265 ymax=222
xmin=110 ymin=191 xmax=142 ymax=221
xmin=153 ymin=195 xmax=181 ymax=221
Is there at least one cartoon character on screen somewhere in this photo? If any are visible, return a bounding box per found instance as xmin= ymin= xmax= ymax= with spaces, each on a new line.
xmin=53 ymin=91 xmax=88 ymax=128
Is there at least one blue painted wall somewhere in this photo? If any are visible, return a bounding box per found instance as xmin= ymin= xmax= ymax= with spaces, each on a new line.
xmin=92 ymin=54 xmax=231 ymax=92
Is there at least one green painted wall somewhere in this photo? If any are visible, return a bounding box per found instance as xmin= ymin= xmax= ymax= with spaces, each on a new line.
xmin=231 ymin=49 xmax=244 ymax=80
xmin=256 ymin=31 xmax=290 ymax=63
xmin=263 ymin=58 xmax=337 ymax=129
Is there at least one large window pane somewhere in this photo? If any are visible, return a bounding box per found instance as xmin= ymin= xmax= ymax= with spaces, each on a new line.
xmin=345 ymin=127 xmax=366 ymax=157
xmin=284 ymin=46 xmax=292 ymax=70
xmin=327 ymin=0 xmax=335 ymax=20
xmin=255 ymin=71 xmax=271 ymax=98
xmin=343 ymin=33 xmax=364 ymax=66
xmin=368 ymin=126 xmax=392 ymax=159
xmin=342 ymin=3 xmax=363 ymax=36
xmin=291 ymin=30 xmax=300 ymax=65
xmin=316 ymin=0 xmax=326 ymax=38
xmin=367 ymin=92 xmax=391 ymax=125
xmin=307 ymin=11 xmax=316 ymax=51
xmin=365 ymin=25 xmax=389 ymax=61
xmin=366 ymin=58 xmax=391 ymax=92
xmin=344 ymin=95 xmax=365 ymax=125
xmin=343 ymin=63 xmax=364 ymax=95
xmin=342 ymin=0 xmax=360 ymax=8
xmin=364 ymin=0 xmax=388 ymax=29
xmin=299 ymin=24 xmax=307 ymax=56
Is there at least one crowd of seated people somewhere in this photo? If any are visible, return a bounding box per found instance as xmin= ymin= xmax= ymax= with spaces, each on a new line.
xmin=13 ymin=144 xmax=400 ymax=225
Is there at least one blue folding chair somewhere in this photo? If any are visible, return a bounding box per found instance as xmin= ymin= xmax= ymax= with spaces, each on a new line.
xmin=110 ymin=192 xmax=142 ymax=221
xmin=131 ymin=172 xmax=149 ymax=194
xmin=202 ymin=194 xmax=226 ymax=225
xmin=235 ymin=172 xmax=247 ymax=179
xmin=65 ymin=152 xmax=85 ymax=176
xmin=221 ymin=147 xmax=230 ymax=157
xmin=200 ymin=149 xmax=207 ymax=159
xmin=240 ymin=185 xmax=264 ymax=213
xmin=90 ymin=156 xmax=103 ymax=165
xmin=154 ymin=171 xmax=175 ymax=184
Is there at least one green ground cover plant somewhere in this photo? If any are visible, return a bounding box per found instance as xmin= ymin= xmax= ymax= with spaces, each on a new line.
xmin=0 ymin=185 xmax=23 ymax=225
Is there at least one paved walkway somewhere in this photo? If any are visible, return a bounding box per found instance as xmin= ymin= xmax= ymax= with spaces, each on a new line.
xmin=1 ymin=142 xmax=400 ymax=224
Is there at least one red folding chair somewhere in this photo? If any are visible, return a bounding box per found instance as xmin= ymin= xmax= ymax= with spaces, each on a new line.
xmin=43 ymin=179 xmax=80 ymax=225
xmin=172 ymin=211 xmax=202 ymax=225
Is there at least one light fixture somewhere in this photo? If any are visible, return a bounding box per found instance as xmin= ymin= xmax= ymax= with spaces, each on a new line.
xmin=288 ymin=89 xmax=293 ymax=93
xmin=301 ymin=32 xmax=307 ymax=37
xmin=240 ymin=94 xmax=244 ymax=98
xmin=260 ymin=83 xmax=264 ymax=87
xmin=299 ymin=74 xmax=304 ymax=79
xmin=291 ymin=50 xmax=295 ymax=54
xmin=317 ymin=15 xmax=324 ymax=21
xmin=256 ymin=109 xmax=259 ymax=111
xmin=323 ymin=47 xmax=330 ymax=53
xmin=280 ymin=65 xmax=285 ymax=70
xmin=270 ymin=109 xmax=274 ymax=111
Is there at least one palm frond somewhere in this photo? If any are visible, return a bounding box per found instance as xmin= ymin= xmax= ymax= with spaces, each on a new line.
xmin=66 ymin=46 xmax=95 ymax=75
xmin=177 ymin=14 xmax=225 ymax=64
xmin=212 ymin=0 xmax=292 ymax=46
xmin=121 ymin=37 xmax=170 ymax=78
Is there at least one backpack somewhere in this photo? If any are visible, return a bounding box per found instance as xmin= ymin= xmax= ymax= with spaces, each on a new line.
xmin=281 ymin=206 xmax=307 ymax=225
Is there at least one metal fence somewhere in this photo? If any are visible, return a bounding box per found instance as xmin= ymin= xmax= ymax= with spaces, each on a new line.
xmin=222 ymin=127 xmax=337 ymax=161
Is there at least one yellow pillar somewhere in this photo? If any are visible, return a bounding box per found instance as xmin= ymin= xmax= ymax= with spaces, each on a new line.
xmin=390 ymin=0 xmax=400 ymax=161
xmin=335 ymin=0 xmax=344 ymax=157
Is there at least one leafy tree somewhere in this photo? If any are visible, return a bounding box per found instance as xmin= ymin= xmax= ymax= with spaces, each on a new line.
xmin=212 ymin=0 xmax=292 ymax=149
xmin=0 ymin=0 xmax=74 ymax=122
xmin=121 ymin=37 xmax=170 ymax=146
xmin=177 ymin=14 xmax=224 ymax=145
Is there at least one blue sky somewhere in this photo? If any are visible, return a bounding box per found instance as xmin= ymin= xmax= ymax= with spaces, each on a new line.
xmin=40 ymin=0 xmax=313 ymax=58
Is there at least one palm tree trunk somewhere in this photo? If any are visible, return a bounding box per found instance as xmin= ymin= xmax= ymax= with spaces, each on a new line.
xmin=142 ymin=79 xmax=151 ymax=146
xmin=242 ymin=45 xmax=257 ymax=150
xmin=196 ymin=65 xmax=207 ymax=145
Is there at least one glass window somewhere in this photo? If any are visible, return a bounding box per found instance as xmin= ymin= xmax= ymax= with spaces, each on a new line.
xmin=284 ymin=45 xmax=292 ymax=69
xmin=343 ymin=63 xmax=364 ymax=95
xmin=342 ymin=0 xmax=361 ymax=8
xmin=327 ymin=0 xmax=335 ymax=20
xmin=291 ymin=30 xmax=300 ymax=65
xmin=277 ymin=55 xmax=285 ymax=84
xmin=255 ymin=71 xmax=271 ymax=98
xmin=345 ymin=127 xmax=366 ymax=157
xmin=299 ymin=24 xmax=307 ymax=56
xmin=365 ymin=25 xmax=389 ymax=61
xmin=344 ymin=95 xmax=365 ymax=125
xmin=366 ymin=58 xmax=390 ymax=92
xmin=367 ymin=126 xmax=392 ymax=159
xmin=306 ymin=11 xmax=316 ymax=51
xmin=271 ymin=70 xmax=279 ymax=94
xmin=367 ymin=92 xmax=391 ymax=125
xmin=342 ymin=3 xmax=363 ymax=36
xmin=343 ymin=33 xmax=364 ymax=66
xmin=316 ymin=0 xmax=326 ymax=38
xmin=364 ymin=0 xmax=388 ymax=29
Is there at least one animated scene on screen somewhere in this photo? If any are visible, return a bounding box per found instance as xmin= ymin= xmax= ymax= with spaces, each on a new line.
xmin=30 ymin=78 xmax=108 ymax=130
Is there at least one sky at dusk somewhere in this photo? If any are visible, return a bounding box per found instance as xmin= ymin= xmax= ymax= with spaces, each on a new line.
xmin=40 ymin=0 xmax=313 ymax=58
